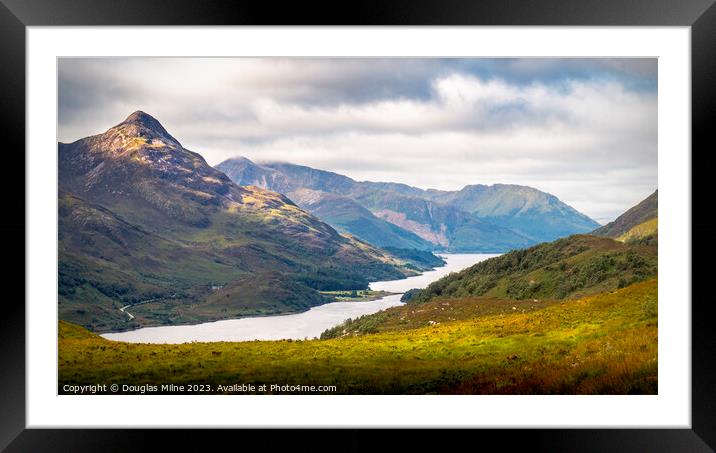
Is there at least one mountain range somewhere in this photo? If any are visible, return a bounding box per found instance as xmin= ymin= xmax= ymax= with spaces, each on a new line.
xmin=216 ymin=158 xmax=600 ymax=252
xmin=58 ymin=111 xmax=426 ymax=332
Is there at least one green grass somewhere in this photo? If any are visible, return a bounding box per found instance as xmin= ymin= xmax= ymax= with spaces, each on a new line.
xmin=321 ymin=295 xmax=558 ymax=338
xmin=59 ymin=279 xmax=657 ymax=394
xmin=617 ymin=218 xmax=658 ymax=244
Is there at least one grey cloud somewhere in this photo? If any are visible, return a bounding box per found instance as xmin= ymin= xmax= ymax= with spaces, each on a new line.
xmin=57 ymin=57 xmax=657 ymax=222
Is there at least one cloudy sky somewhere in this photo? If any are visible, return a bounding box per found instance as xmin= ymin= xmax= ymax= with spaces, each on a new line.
xmin=58 ymin=58 xmax=657 ymax=224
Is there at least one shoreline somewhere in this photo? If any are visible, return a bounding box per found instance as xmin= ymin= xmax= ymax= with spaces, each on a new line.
xmin=100 ymin=291 xmax=405 ymax=336
xmin=99 ymin=260 xmax=454 ymax=336
xmin=100 ymin=287 xmax=411 ymax=337
xmin=98 ymin=253 xmax=492 ymax=341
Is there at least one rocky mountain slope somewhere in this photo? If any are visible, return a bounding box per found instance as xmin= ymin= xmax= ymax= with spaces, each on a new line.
xmin=217 ymin=157 xmax=600 ymax=251
xmin=58 ymin=111 xmax=417 ymax=332
xmin=286 ymin=188 xmax=435 ymax=250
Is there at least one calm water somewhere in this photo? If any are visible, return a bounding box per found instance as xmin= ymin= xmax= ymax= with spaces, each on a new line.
xmin=101 ymin=253 xmax=497 ymax=344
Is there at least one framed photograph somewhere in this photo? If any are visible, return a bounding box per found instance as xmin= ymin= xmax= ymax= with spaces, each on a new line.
xmin=5 ymin=0 xmax=714 ymax=450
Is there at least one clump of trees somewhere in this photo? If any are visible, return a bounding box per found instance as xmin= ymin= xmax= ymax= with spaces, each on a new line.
xmin=411 ymin=235 xmax=657 ymax=304
xmin=320 ymin=312 xmax=390 ymax=339
xmin=400 ymin=288 xmax=422 ymax=303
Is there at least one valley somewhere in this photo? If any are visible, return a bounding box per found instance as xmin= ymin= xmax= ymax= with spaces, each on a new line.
xmin=57 ymin=111 xmax=658 ymax=396
xmin=58 ymin=112 xmax=434 ymax=332
xmin=59 ymin=278 xmax=657 ymax=394
xmin=99 ymin=253 xmax=494 ymax=343
xmin=58 ymin=189 xmax=658 ymax=395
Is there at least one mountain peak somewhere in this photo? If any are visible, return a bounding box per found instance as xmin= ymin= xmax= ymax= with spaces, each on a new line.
xmin=123 ymin=110 xmax=157 ymax=125
xmin=221 ymin=156 xmax=253 ymax=165
xmin=113 ymin=110 xmax=180 ymax=147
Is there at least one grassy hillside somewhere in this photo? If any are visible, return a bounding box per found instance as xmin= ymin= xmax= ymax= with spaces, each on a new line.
xmin=410 ymin=234 xmax=657 ymax=304
xmin=594 ymin=190 xmax=657 ymax=238
xmin=381 ymin=247 xmax=446 ymax=271
xmin=617 ymin=218 xmax=658 ymax=245
xmin=59 ymin=189 xmax=417 ymax=332
xmin=58 ymin=192 xmax=245 ymax=331
xmin=59 ymin=279 xmax=657 ymax=394
xmin=322 ymin=295 xmax=558 ymax=338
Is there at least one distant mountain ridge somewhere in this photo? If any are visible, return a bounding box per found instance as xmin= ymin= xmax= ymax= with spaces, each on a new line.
xmin=216 ymin=156 xmax=600 ymax=252
xmin=58 ymin=111 xmax=420 ymax=332
xmin=216 ymin=158 xmax=440 ymax=250
xmin=425 ymin=184 xmax=599 ymax=242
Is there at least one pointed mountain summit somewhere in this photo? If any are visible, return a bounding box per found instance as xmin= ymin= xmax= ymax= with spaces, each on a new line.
xmin=115 ymin=110 xmax=182 ymax=146
xmin=59 ymin=111 xmax=240 ymax=226
xmin=71 ymin=110 xmax=183 ymax=157
xmin=123 ymin=109 xmax=166 ymax=127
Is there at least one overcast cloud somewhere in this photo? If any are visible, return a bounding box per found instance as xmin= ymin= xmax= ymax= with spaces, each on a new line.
xmin=58 ymin=58 xmax=657 ymax=223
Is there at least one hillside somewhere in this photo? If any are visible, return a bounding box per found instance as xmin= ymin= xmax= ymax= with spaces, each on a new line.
xmin=409 ymin=234 xmax=657 ymax=304
xmin=617 ymin=218 xmax=658 ymax=244
xmin=59 ymin=158 xmax=658 ymax=394
xmin=58 ymin=111 xmax=417 ymax=332
xmin=217 ymin=158 xmax=437 ymax=251
xmin=287 ymin=188 xmax=435 ymax=251
xmin=593 ymin=190 xmax=657 ymax=239
xmin=217 ymin=157 xmax=598 ymax=252
xmin=356 ymin=189 xmax=532 ymax=251
xmin=392 ymin=192 xmax=658 ymax=303
xmin=59 ymin=279 xmax=657 ymax=394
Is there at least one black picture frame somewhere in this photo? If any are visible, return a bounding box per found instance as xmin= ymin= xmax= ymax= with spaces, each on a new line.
xmin=3 ymin=0 xmax=714 ymax=450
